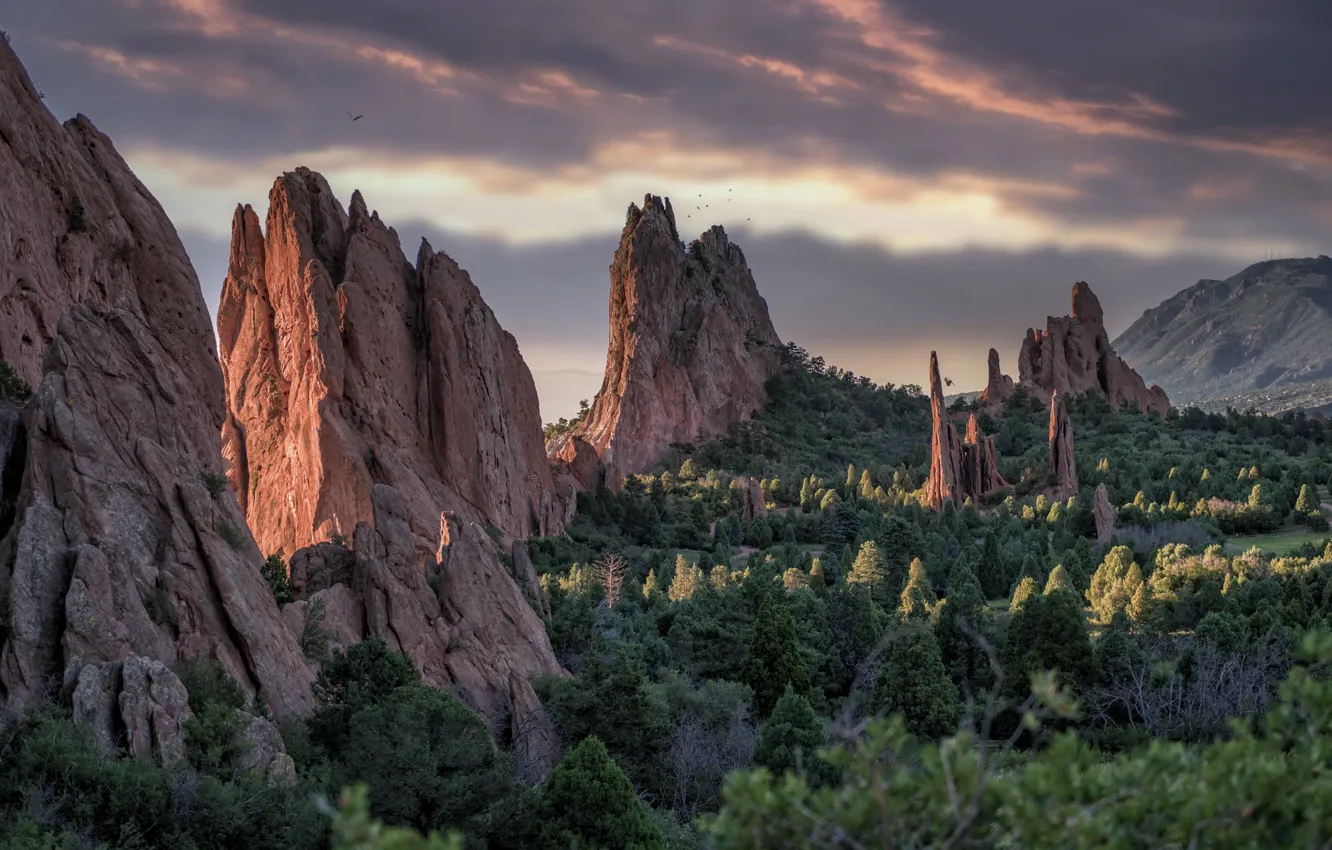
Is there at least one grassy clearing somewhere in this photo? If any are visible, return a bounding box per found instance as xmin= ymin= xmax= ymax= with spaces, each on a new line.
xmin=1223 ymin=528 xmax=1332 ymax=556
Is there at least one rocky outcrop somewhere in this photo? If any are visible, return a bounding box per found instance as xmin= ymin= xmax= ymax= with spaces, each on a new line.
xmin=1093 ymin=483 xmax=1115 ymax=542
xmin=511 ymin=541 xmax=551 ymax=620
xmin=71 ymin=656 xmax=192 ymax=765
xmin=554 ymin=195 xmax=782 ymax=485
xmin=926 ymin=352 xmax=964 ymax=511
xmin=963 ymin=414 xmax=1009 ymax=497
xmin=233 ymin=711 xmax=298 ymax=784
xmin=282 ymin=484 xmax=563 ymax=775
xmin=217 ymin=170 xmax=566 ymax=559
xmin=979 ymin=348 xmax=1014 ymax=405
xmin=928 ymin=353 xmax=1009 ymax=510
xmin=0 ymin=39 xmax=315 ymax=717
xmin=738 ymin=477 xmax=768 ymax=522
xmin=1014 ymin=283 xmax=1170 ymax=416
xmin=1048 ymin=392 xmax=1077 ymax=499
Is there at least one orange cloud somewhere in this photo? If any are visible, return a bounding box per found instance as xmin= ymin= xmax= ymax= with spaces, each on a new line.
xmin=54 ymin=39 xmax=250 ymax=97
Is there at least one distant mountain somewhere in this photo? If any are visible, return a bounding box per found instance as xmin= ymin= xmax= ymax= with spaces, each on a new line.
xmin=1114 ymin=257 xmax=1332 ymax=409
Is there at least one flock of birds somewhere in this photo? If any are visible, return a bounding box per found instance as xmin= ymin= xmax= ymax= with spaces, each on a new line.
xmin=346 ymin=112 xmax=752 ymax=226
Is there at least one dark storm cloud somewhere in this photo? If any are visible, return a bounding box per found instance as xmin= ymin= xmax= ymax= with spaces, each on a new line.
xmin=889 ymin=0 xmax=1332 ymax=136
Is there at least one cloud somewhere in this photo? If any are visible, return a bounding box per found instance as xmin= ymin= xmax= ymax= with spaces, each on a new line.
xmin=10 ymin=0 xmax=1331 ymax=419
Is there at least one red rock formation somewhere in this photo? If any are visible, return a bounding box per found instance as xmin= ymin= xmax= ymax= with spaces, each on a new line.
xmin=738 ymin=477 xmax=768 ymax=522
xmin=979 ymin=348 xmax=1014 ymax=405
xmin=0 ymin=39 xmax=313 ymax=715
xmin=284 ymin=484 xmax=562 ymax=775
xmin=926 ymin=352 xmax=964 ymax=510
xmin=928 ymin=353 xmax=1011 ymax=511
xmin=556 ymin=195 xmax=781 ymax=485
xmin=1017 ymin=282 xmax=1170 ymax=416
xmin=217 ymin=170 xmax=566 ymax=558
xmin=1093 ymin=482 xmax=1115 ymax=542
xmin=1048 ymin=391 xmax=1078 ymax=499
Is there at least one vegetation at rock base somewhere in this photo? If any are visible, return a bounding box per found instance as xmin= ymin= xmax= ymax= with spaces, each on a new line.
xmin=0 ymin=360 xmax=32 ymax=404
xmin=12 ymin=347 xmax=1332 ymax=846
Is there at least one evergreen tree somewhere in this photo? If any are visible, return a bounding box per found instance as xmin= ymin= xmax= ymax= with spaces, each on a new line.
xmin=827 ymin=585 xmax=885 ymax=693
xmin=897 ymin=558 xmax=936 ymax=622
xmin=1044 ymin=565 xmax=1075 ymax=596
xmin=532 ymin=737 xmax=665 ymax=850
xmin=847 ymin=541 xmax=891 ymax=608
xmin=1087 ymin=546 xmax=1144 ymax=623
xmin=642 ymin=569 xmax=660 ymax=601
xmin=1296 ymin=483 xmax=1317 ymax=514
xmin=1010 ymin=576 xmax=1039 ymax=611
xmin=679 ymin=459 xmax=699 ymax=480
xmin=743 ymin=594 xmax=812 ymax=716
xmin=808 ymin=558 xmax=828 ymax=597
xmin=936 ymin=561 xmax=992 ymax=698
xmin=872 ymin=627 xmax=959 ymax=740
xmin=669 ymin=555 xmax=704 ymax=602
xmin=1249 ymin=482 xmax=1268 ymax=508
xmin=261 ymin=553 xmax=294 ymax=605
xmin=976 ymin=532 xmax=1010 ymax=600
xmin=1001 ymin=590 xmax=1095 ymax=696
xmin=754 ymin=686 xmax=832 ymax=783
xmin=859 ymin=468 xmax=875 ymax=500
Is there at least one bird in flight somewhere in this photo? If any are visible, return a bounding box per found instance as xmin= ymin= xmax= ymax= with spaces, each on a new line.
xmin=348 ymin=111 xmax=364 ymax=121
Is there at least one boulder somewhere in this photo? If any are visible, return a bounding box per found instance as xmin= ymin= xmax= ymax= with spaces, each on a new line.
xmin=71 ymin=656 xmax=192 ymax=765
xmin=1094 ymin=483 xmax=1115 ymax=542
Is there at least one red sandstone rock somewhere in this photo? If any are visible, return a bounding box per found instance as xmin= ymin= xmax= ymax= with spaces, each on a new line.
xmin=1017 ymin=283 xmax=1170 ymax=416
xmin=979 ymin=348 xmax=1014 ymax=406
xmin=0 ymin=39 xmax=313 ymax=716
xmin=738 ymin=477 xmax=768 ymax=522
xmin=217 ymin=171 xmax=566 ymax=558
xmin=1048 ymin=391 xmax=1078 ymax=499
xmin=925 ymin=352 xmax=964 ymax=510
xmin=1094 ymin=482 xmax=1115 ymax=542
xmin=555 ymin=195 xmax=781 ymax=485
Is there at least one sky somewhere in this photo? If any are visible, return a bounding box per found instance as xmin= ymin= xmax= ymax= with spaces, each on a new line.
xmin=8 ymin=0 xmax=1332 ymax=421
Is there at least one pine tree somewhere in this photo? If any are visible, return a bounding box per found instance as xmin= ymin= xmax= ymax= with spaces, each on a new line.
xmin=1297 ymin=483 xmax=1317 ymax=514
xmin=897 ymin=558 xmax=936 ymax=621
xmin=261 ymin=553 xmax=294 ymax=604
xmin=743 ymin=593 xmax=812 ymax=716
xmin=669 ymin=555 xmax=704 ymax=602
xmin=1044 ymin=565 xmax=1075 ymax=596
xmin=754 ymin=686 xmax=831 ymax=782
xmin=679 ymin=459 xmax=699 ymax=480
xmin=532 ymin=737 xmax=665 ymax=850
xmin=820 ymin=489 xmax=841 ymax=510
xmin=846 ymin=541 xmax=890 ymax=607
xmin=872 ymin=626 xmax=959 ymax=740
xmin=643 ymin=569 xmax=659 ymax=600
xmin=808 ymin=558 xmax=827 ymax=597
xmin=1001 ymin=590 xmax=1095 ymax=695
xmin=1249 ymin=482 xmax=1267 ymax=508
xmin=976 ymin=532 xmax=1009 ymax=601
xmin=1010 ymin=576 xmax=1039 ymax=611
xmin=936 ymin=560 xmax=991 ymax=697
xmin=846 ymin=463 xmax=857 ymax=492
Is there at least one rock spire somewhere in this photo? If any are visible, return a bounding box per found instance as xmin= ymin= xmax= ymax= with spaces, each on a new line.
xmin=1048 ymin=391 xmax=1077 ymax=499
xmin=927 ymin=352 xmax=1009 ymax=511
xmin=550 ymin=195 xmax=782 ymax=486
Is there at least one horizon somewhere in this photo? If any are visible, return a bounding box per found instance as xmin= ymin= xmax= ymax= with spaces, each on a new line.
xmin=10 ymin=0 xmax=1331 ymax=420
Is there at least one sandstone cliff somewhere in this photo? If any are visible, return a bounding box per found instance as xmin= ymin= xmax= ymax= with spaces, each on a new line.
xmin=553 ymin=195 xmax=782 ymax=484
xmin=217 ymin=170 xmax=567 ymax=558
xmin=281 ymin=484 xmax=562 ymax=775
xmin=1010 ymin=283 xmax=1170 ymax=416
xmin=0 ymin=38 xmax=313 ymax=714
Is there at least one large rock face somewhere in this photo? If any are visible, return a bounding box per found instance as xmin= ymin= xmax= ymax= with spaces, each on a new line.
xmin=285 ymin=484 xmax=562 ymax=775
xmin=0 ymin=39 xmax=314 ymax=715
xmin=217 ymin=170 xmax=565 ymax=559
xmin=1006 ymin=283 xmax=1170 ymax=416
xmin=555 ymin=195 xmax=782 ymax=483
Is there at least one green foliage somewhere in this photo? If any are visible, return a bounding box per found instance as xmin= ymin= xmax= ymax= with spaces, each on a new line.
xmin=328 ymin=785 xmax=463 ymax=850
xmin=262 ymin=552 xmax=295 ymax=604
xmin=201 ymin=470 xmax=230 ymax=498
xmin=743 ymin=594 xmax=812 ymax=716
xmin=311 ymin=639 xmax=421 ymax=758
xmin=754 ymin=687 xmax=833 ymax=784
xmin=871 ymin=626 xmax=959 ymax=740
xmin=896 ymin=558 xmax=935 ymax=621
xmin=1002 ymin=588 xmax=1095 ymax=696
xmin=0 ymin=360 xmax=32 ymax=404
xmin=532 ymin=737 xmax=665 ymax=850
xmin=217 ymin=518 xmax=248 ymax=550
xmin=301 ymin=596 xmax=332 ymax=663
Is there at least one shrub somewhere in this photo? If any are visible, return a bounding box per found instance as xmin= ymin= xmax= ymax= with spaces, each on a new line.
xmin=0 ymin=360 xmax=33 ymax=404
xmin=201 ymin=470 xmax=230 ymax=498
xmin=262 ymin=553 xmax=294 ymax=604
xmin=301 ymin=597 xmax=332 ymax=663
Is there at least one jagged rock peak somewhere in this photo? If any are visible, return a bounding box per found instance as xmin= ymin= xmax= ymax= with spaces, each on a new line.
xmin=980 ymin=347 xmax=1014 ymax=405
xmin=928 ymin=353 xmax=1009 ymax=511
xmin=1093 ymin=482 xmax=1115 ymax=542
xmin=1015 ymin=281 xmax=1169 ymax=416
xmin=553 ymin=192 xmax=781 ymax=484
xmin=0 ymin=38 xmax=313 ymax=716
xmin=217 ymin=168 xmax=567 ymax=559
xmin=1048 ymin=391 xmax=1077 ymax=499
